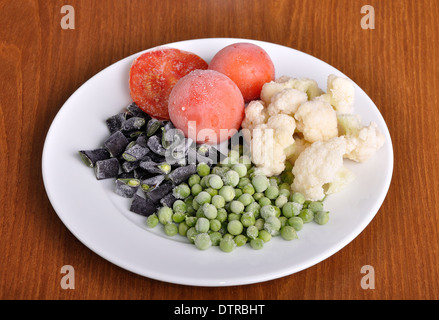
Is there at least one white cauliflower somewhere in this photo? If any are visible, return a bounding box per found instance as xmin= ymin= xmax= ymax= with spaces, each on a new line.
xmin=261 ymin=76 xmax=323 ymax=104
xmin=327 ymin=74 xmax=355 ymax=114
xmin=291 ymin=137 xmax=352 ymax=201
xmin=294 ymin=99 xmax=338 ymax=143
xmin=267 ymin=88 xmax=308 ymax=116
xmin=250 ymin=124 xmax=287 ymax=176
xmin=337 ymin=114 xmax=385 ymax=162
xmin=241 ymin=100 xmax=268 ymax=142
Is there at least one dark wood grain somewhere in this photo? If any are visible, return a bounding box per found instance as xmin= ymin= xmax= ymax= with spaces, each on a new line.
xmin=1 ymin=0 xmax=438 ymax=300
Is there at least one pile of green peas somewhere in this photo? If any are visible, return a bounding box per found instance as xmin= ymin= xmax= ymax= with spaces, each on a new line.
xmin=145 ymin=149 xmax=330 ymax=252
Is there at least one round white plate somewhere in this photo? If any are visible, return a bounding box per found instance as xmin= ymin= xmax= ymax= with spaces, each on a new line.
xmin=42 ymin=38 xmax=393 ymax=286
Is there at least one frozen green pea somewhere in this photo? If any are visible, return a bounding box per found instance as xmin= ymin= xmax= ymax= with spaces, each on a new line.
xmin=255 ymin=218 xmax=265 ymax=230
xmin=185 ymin=216 xmax=197 ymax=227
xmin=208 ymin=174 xmax=224 ymax=190
xmin=231 ymin=163 xmax=247 ymax=178
xmin=146 ymin=213 xmax=159 ymax=228
xmin=279 ymin=183 xmax=291 ymax=192
xmin=219 ymin=185 xmax=235 ymax=202
xmin=242 ymin=183 xmax=255 ymax=195
xmin=260 ymin=205 xmax=276 ymax=220
xmin=269 ymin=177 xmax=280 ymax=186
xmin=219 ymin=237 xmax=235 ymax=252
xmin=178 ymin=221 xmax=189 ymax=236
xmin=279 ymin=188 xmax=291 ymax=199
xmin=173 ymin=200 xmax=187 ymax=214
xmin=264 ymin=185 xmax=279 ymax=200
xmin=223 ymin=233 xmax=234 ymax=240
xmin=264 ymin=216 xmax=281 ymax=235
xmin=280 ymin=225 xmax=298 ymax=240
xmin=253 ymin=192 xmax=264 ymax=201
xmin=224 ymin=170 xmax=240 ymax=186
xmin=195 ymin=217 xmax=210 ymax=233
xmin=172 ymin=212 xmax=186 ymax=223
xmin=298 ymin=208 xmax=314 ymax=223
xmin=258 ymin=229 xmax=272 ymax=243
xmin=234 ymin=234 xmax=248 ymax=247
xmin=192 ymin=198 xmax=200 ymax=210
xmin=291 ymin=192 xmax=306 ymax=204
xmin=314 ymin=211 xmax=330 ymax=225
xmin=210 ymin=219 xmax=222 ymax=232
xmin=240 ymin=212 xmax=255 ymax=227
xmin=199 ymin=176 xmax=208 ymax=188
xmin=245 ymin=201 xmax=261 ymax=216
xmin=258 ymin=196 xmax=271 ymax=207
xmin=204 ymin=187 xmax=218 ymax=197
xmin=212 ymin=195 xmax=225 ymax=208
xmin=252 ymin=175 xmax=269 ymax=193
xmin=216 ymin=208 xmax=228 ymax=223
xmin=238 ymin=177 xmax=251 ymax=189
xmin=230 ymin=200 xmax=245 ymax=214
xmin=196 ymin=207 xmax=205 ymax=218
xmin=228 ymin=213 xmax=241 ymax=221
xmin=191 ymin=184 xmax=202 ymax=196
xmin=250 ymin=238 xmax=264 ymax=250
xmin=186 ymin=227 xmax=198 ymax=243
xmin=278 ymin=216 xmax=288 ymax=227
xmin=246 ymin=225 xmax=259 ymax=239
xmin=157 ymin=207 xmax=173 ymax=225
xmin=188 ymin=174 xmax=201 ymax=187
xmin=282 ymin=202 xmax=303 ymax=218
xmin=274 ymin=206 xmax=281 ymax=217
xmin=197 ymin=162 xmax=210 ymax=177
xmin=195 ymin=191 xmax=211 ymax=205
xmin=220 ymin=156 xmax=236 ymax=167
xmin=238 ymin=193 xmax=254 ymax=206
xmin=308 ymin=201 xmax=324 ymax=213
xmin=194 ymin=233 xmax=212 ymax=250
xmin=173 ymin=183 xmax=191 ymax=199
xmin=164 ymin=223 xmax=178 ymax=236
xmin=275 ymin=194 xmax=288 ymax=208
xmin=202 ymin=203 xmax=217 ymax=219
xmin=227 ymin=220 xmax=243 ymax=235
xmin=209 ymin=231 xmax=222 ymax=246
xmin=234 ymin=188 xmax=243 ymax=199
xmin=288 ymin=216 xmax=303 ymax=231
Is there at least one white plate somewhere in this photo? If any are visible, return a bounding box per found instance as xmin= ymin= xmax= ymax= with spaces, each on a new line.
xmin=42 ymin=38 xmax=393 ymax=286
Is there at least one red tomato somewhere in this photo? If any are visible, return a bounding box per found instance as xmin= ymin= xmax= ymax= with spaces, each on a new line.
xmin=129 ymin=47 xmax=208 ymax=120
xmin=209 ymin=43 xmax=275 ymax=102
xmin=168 ymin=69 xmax=245 ymax=144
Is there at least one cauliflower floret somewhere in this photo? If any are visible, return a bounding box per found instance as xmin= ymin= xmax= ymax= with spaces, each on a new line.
xmin=261 ymin=76 xmax=323 ymax=104
xmin=247 ymin=114 xmax=296 ymax=176
xmin=327 ymin=74 xmax=355 ymax=114
xmin=241 ymin=100 xmax=268 ymax=142
xmin=267 ymin=88 xmax=308 ymax=116
xmin=337 ymin=114 xmax=385 ymax=162
xmin=294 ymin=99 xmax=338 ymax=143
xmin=291 ymin=137 xmax=351 ymax=201
xmin=266 ymin=114 xmax=296 ymax=147
xmin=250 ymin=124 xmax=287 ymax=176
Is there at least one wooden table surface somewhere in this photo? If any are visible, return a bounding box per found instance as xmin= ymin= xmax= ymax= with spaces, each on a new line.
xmin=1 ymin=0 xmax=438 ymax=300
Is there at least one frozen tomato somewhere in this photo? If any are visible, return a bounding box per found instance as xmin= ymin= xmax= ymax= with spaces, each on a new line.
xmin=168 ymin=69 xmax=245 ymax=145
xmin=129 ymin=47 xmax=208 ymax=120
xmin=208 ymin=43 xmax=275 ymax=102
